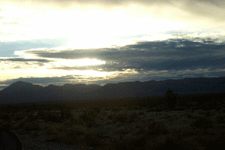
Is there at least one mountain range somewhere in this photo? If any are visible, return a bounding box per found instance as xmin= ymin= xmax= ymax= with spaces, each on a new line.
xmin=0 ymin=77 xmax=225 ymax=104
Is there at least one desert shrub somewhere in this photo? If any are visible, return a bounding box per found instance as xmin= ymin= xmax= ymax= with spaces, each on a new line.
xmin=0 ymin=113 xmax=11 ymax=121
xmin=205 ymin=140 xmax=225 ymax=150
xmin=23 ymin=122 xmax=40 ymax=131
xmin=26 ymin=113 xmax=37 ymax=122
xmin=185 ymin=113 xmax=193 ymax=118
xmin=66 ymin=124 xmax=87 ymax=137
xmin=59 ymin=107 xmax=73 ymax=120
xmin=92 ymin=107 xmax=101 ymax=114
xmin=89 ymin=127 xmax=109 ymax=140
xmin=107 ymin=114 xmax=114 ymax=120
xmin=165 ymin=89 xmax=178 ymax=109
xmin=47 ymin=134 xmax=105 ymax=149
xmin=86 ymin=120 xmax=100 ymax=128
xmin=203 ymin=110 xmax=212 ymax=117
xmin=147 ymin=121 xmax=168 ymax=135
xmin=130 ymin=112 xmax=139 ymax=119
xmin=222 ymin=109 xmax=225 ymax=113
xmin=43 ymin=113 xmax=61 ymax=123
xmin=115 ymin=126 xmax=130 ymax=136
xmin=145 ymin=135 xmax=186 ymax=150
xmin=79 ymin=110 xmax=97 ymax=122
xmin=127 ymin=112 xmax=139 ymax=123
xmin=36 ymin=111 xmax=63 ymax=123
xmin=112 ymin=112 xmax=128 ymax=123
xmin=46 ymin=128 xmax=56 ymax=135
xmin=112 ymin=107 xmax=121 ymax=112
xmin=113 ymin=136 xmax=146 ymax=150
xmin=0 ymin=122 xmax=14 ymax=130
xmin=190 ymin=117 xmax=213 ymax=129
xmin=47 ymin=134 xmax=76 ymax=145
xmin=217 ymin=115 xmax=225 ymax=124
xmin=13 ymin=114 xmax=24 ymax=121
xmin=134 ymin=126 xmax=148 ymax=136
xmin=138 ymin=111 xmax=146 ymax=115
xmin=84 ymin=136 xmax=106 ymax=149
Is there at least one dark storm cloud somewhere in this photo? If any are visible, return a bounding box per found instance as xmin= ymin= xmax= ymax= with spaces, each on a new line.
xmin=24 ymin=38 xmax=225 ymax=73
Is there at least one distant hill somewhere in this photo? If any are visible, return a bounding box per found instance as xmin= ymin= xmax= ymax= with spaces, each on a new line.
xmin=0 ymin=77 xmax=225 ymax=103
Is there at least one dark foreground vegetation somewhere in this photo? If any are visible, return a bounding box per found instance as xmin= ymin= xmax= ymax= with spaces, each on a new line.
xmin=1 ymin=92 xmax=225 ymax=150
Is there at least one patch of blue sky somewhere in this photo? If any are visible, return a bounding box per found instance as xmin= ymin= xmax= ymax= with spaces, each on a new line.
xmin=0 ymin=37 xmax=68 ymax=57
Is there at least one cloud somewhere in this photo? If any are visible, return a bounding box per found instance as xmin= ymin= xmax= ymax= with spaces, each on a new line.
xmin=0 ymin=0 xmax=224 ymax=44
xmin=19 ymin=37 xmax=225 ymax=73
xmin=17 ymin=0 xmax=225 ymax=22
xmin=0 ymin=57 xmax=50 ymax=62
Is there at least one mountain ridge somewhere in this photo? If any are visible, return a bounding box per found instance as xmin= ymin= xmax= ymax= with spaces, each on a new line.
xmin=0 ymin=77 xmax=225 ymax=104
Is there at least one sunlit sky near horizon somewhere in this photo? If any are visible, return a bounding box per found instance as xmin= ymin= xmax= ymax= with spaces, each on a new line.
xmin=0 ymin=0 xmax=225 ymax=90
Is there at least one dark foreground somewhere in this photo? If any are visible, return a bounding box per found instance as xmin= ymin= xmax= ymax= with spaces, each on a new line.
xmin=1 ymin=93 xmax=225 ymax=150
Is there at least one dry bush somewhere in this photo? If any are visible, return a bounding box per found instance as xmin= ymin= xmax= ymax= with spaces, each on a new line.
xmin=26 ymin=113 xmax=37 ymax=122
xmin=46 ymin=128 xmax=56 ymax=135
xmin=13 ymin=114 xmax=25 ymax=121
xmin=112 ymin=112 xmax=129 ymax=123
xmin=145 ymin=135 xmax=186 ymax=150
xmin=127 ymin=112 xmax=139 ymax=123
xmin=190 ymin=117 xmax=213 ymax=129
xmin=47 ymin=134 xmax=75 ymax=145
xmin=0 ymin=122 xmax=14 ymax=130
xmin=147 ymin=121 xmax=168 ymax=135
xmin=185 ymin=112 xmax=193 ymax=119
xmin=92 ymin=107 xmax=101 ymax=114
xmin=0 ymin=113 xmax=11 ymax=121
xmin=112 ymin=136 xmax=146 ymax=150
xmin=66 ymin=124 xmax=87 ymax=136
xmin=115 ymin=126 xmax=130 ymax=136
xmin=22 ymin=121 xmax=41 ymax=131
xmin=47 ymin=134 xmax=106 ymax=149
xmin=83 ymin=136 xmax=106 ymax=149
xmin=217 ymin=115 xmax=225 ymax=124
xmin=79 ymin=110 xmax=98 ymax=122
xmin=107 ymin=114 xmax=114 ymax=120
xmin=204 ymin=133 xmax=225 ymax=150
xmin=36 ymin=111 xmax=63 ymax=123
xmin=138 ymin=111 xmax=146 ymax=116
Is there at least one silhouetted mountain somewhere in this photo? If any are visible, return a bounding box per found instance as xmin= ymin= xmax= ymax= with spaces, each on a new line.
xmin=0 ymin=77 xmax=225 ymax=103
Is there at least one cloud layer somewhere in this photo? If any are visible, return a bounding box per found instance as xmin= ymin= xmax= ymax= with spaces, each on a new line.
xmin=0 ymin=36 xmax=224 ymax=88
xmin=19 ymin=38 xmax=225 ymax=72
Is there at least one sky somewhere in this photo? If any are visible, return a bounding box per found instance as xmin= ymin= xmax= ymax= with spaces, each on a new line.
xmin=0 ymin=0 xmax=225 ymax=90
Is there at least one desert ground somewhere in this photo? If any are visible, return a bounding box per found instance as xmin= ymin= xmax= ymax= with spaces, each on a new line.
xmin=0 ymin=93 xmax=225 ymax=150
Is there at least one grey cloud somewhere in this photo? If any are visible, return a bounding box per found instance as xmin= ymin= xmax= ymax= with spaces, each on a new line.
xmin=179 ymin=1 xmax=225 ymax=22
xmin=0 ymin=57 xmax=51 ymax=69
xmin=0 ymin=58 xmax=50 ymax=62
xmin=24 ymin=38 xmax=225 ymax=74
